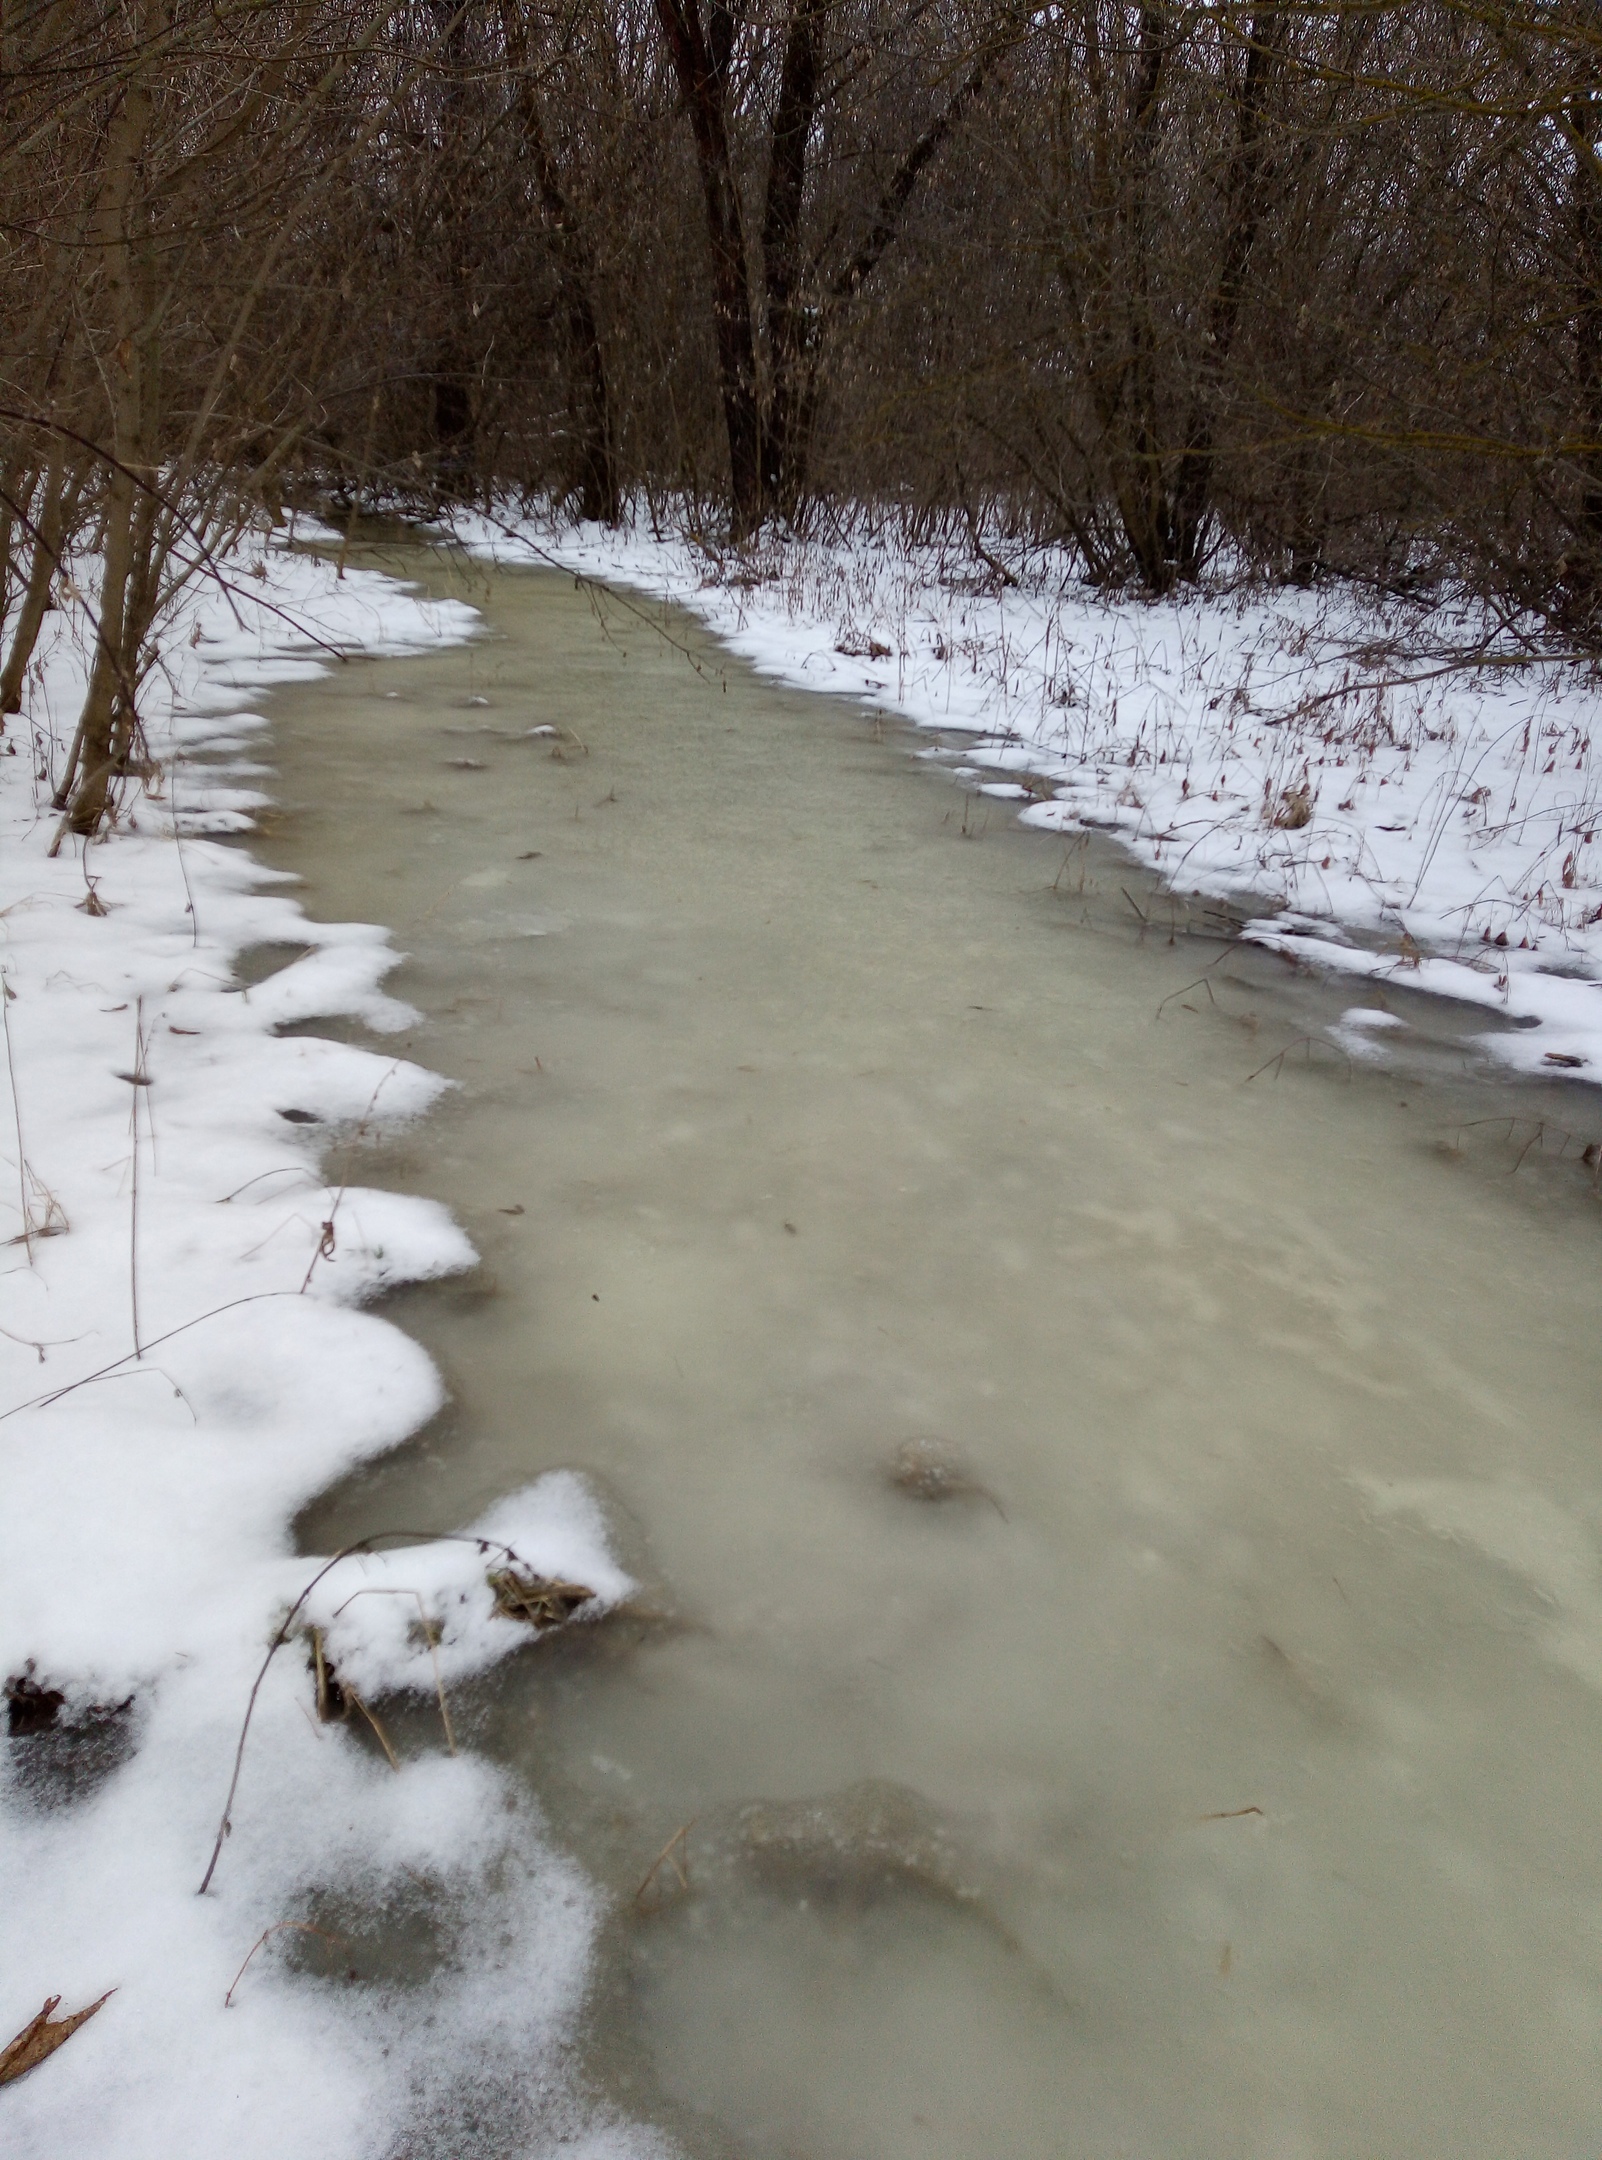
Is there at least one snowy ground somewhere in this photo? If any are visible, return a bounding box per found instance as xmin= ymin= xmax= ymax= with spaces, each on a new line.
xmin=457 ymin=508 xmax=1602 ymax=1087
xmin=0 ymin=534 xmax=654 ymax=2159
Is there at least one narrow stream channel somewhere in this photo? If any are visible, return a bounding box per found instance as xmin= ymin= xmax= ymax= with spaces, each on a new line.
xmin=246 ymin=550 xmax=1602 ymax=2158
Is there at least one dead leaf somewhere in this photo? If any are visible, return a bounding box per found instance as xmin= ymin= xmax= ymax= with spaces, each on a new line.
xmin=0 ymin=1992 xmax=114 ymax=2085
xmin=488 ymin=1568 xmax=594 ymax=1628
xmin=1544 ymin=1051 xmax=1587 ymax=1068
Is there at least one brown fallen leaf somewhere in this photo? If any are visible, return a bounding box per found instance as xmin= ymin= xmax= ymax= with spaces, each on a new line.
xmin=488 ymin=1567 xmax=594 ymax=1628
xmin=0 ymin=1991 xmax=114 ymax=2085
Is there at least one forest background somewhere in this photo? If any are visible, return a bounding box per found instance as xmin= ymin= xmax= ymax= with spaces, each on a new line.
xmin=5 ymin=0 xmax=1602 ymax=833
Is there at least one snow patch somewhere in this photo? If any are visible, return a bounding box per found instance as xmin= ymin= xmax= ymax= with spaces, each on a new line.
xmin=1 ymin=531 xmax=655 ymax=2157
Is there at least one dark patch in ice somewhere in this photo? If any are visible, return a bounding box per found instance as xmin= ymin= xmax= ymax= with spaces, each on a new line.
xmin=291 ymin=1873 xmax=459 ymax=1992
xmin=737 ymin=1778 xmax=982 ymax=1910
xmin=231 ymin=939 xmax=313 ymax=990
xmin=4 ymin=1670 xmax=140 ymax=1812
xmin=886 ymin=1437 xmax=1005 ymax=1517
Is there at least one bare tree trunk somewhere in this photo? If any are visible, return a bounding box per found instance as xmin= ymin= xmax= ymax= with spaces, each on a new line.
xmin=763 ymin=0 xmax=1019 ymax=516
xmin=654 ymin=0 xmax=764 ymax=533
xmin=1115 ymin=2 xmax=1177 ymax=591
xmin=501 ymin=1 xmax=618 ymax=522
xmin=427 ymin=0 xmax=481 ymax=478
xmin=62 ymin=49 xmax=153 ymax=831
xmin=1567 ymin=64 xmax=1602 ymax=618
xmin=0 ymin=458 xmax=27 ymax=639
xmin=0 ymin=451 xmax=80 ymax=714
xmin=1170 ymin=6 xmax=1279 ymax=579
xmin=761 ymin=0 xmax=826 ymax=514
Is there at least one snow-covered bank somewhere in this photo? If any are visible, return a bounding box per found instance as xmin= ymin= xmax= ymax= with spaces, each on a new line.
xmin=459 ymin=510 xmax=1602 ymax=1086
xmin=1 ymin=536 xmax=652 ymax=2158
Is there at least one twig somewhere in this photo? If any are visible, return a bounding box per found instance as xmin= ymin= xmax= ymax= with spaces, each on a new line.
xmin=1243 ymin=1035 xmax=1351 ymax=1084
xmin=299 ymin=1061 xmax=403 ymax=1293
xmin=345 ymin=1688 xmax=399 ymax=1770
xmin=635 ymin=1820 xmax=695 ymax=1909
xmin=198 ymin=1529 xmax=527 ymax=1894
xmin=1512 ymin=1120 xmax=1548 ymax=1174
xmin=1 ymin=1290 xmax=304 ymax=1422
xmin=328 ymin=1586 xmax=457 ymax=1755
xmin=129 ymin=998 xmax=146 ymax=1358
xmin=224 ymin=1921 xmax=346 ymax=2007
xmin=218 ymin=1165 xmax=319 ymax=1204
xmin=1155 ymin=974 xmax=1220 ymax=1020
xmin=0 ymin=1321 xmax=88 ymax=1361
xmin=1 ymin=969 xmax=35 ymax=1257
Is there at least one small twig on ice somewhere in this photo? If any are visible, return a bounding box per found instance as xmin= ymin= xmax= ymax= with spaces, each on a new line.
xmin=1155 ymin=973 xmax=1220 ymax=1020
xmin=1243 ymin=1035 xmax=1351 ymax=1084
xmin=636 ymin=1820 xmax=695 ymax=1910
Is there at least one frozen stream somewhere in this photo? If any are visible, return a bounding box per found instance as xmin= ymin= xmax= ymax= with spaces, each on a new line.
xmin=250 ymin=552 xmax=1602 ymax=2158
